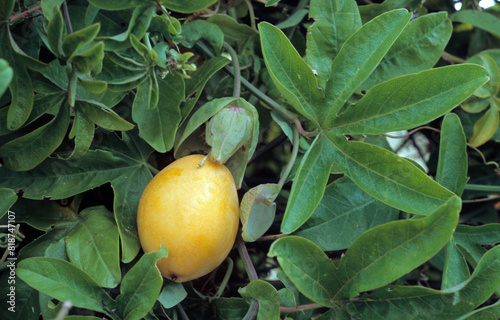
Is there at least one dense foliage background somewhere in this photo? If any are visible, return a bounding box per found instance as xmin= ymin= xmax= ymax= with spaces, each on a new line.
xmin=1 ymin=0 xmax=500 ymax=319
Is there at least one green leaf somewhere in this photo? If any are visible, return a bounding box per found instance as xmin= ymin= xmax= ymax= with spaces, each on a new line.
xmin=68 ymin=42 xmax=104 ymax=74
xmin=207 ymin=14 xmax=257 ymax=44
xmin=66 ymin=106 xmax=94 ymax=159
xmin=306 ymin=0 xmax=362 ymax=88
xmin=452 ymin=10 xmax=500 ymax=37
xmin=358 ymin=0 xmax=418 ymax=23
xmin=0 ymin=0 xmax=15 ymax=20
xmin=0 ymin=26 xmax=35 ymax=130
xmin=0 ymin=99 xmax=68 ymax=171
xmin=268 ymin=236 xmax=339 ymax=307
xmin=17 ymin=257 xmax=115 ymax=312
xmin=101 ymin=4 xmax=156 ymax=51
xmin=281 ymin=133 xmax=335 ymax=234
xmin=40 ymin=0 xmax=64 ymax=20
xmin=442 ymin=239 xmax=470 ymax=290
xmin=0 ymin=188 xmax=17 ymax=219
xmin=328 ymin=64 xmax=489 ymax=134
xmin=175 ymin=97 xmax=235 ymax=158
xmin=259 ymin=21 xmax=323 ymax=126
xmin=65 ymin=206 xmax=121 ymax=288
xmin=326 ymin=134 xmax=456 ymax=215
xmin=453 ymin=224 xmax=500 ymax=265
xmin=343 ymin=244 xmax=500 ymax=319
xmin=0 ymin=59 xmax=13 ymax=97
xmin=296 ymin=177 xmax=399 ymax=251
xmin=115 ymin=246 xmax=168 ymax=320
xmin=182 ymin=56 xmax=229 ymax=120
xmin=163 ymin=0 xmax=218 ymax=14
xmin=87 ymin=0 xmax=142 ymax=10
xmin=436 ymin=113 xmax=468 ymax=196
xmin=0 ymin=130 xmax=153 ymax=202
xmin=158 ymin=281 xmax=187 ymax=308
xmin=78 ymin=100 xmax=135 ymax=131
xmin=133 ymin=72 xmax=184 ymax=152
xmin=240 ymin=184 xmax=280 ymax=242
xmin=469 ymin=104 xmax=499 ymax=147
xmin=78 ymin=78 xmax=107 ymax=94
xmin=0 ymin=276 xmax=39 ymax=320
xmin=457 ymin=300 xmax=500 ymax=320
xmin=334 ymin=195 xmax=460 ymax=299
xmin=62 ymin=23 xmax=101 ymax=57
xmin=323 ymin=9 xmax=411 ymax=125
xmin=213 ymin=298 xmax=250 ymax=320
xmin=361 ymin=12 xmax=453 ymax=89
xmin=47 ymin=6 xmax=64 ymax=56
xmin=182 ymin=20 xmax=224 ymax=54
xmin=239 ymin=280 xmax=280 ymax=320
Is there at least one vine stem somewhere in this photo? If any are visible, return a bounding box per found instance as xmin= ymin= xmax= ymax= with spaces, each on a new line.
xmin=223 ymin=42 xmax=241 ymax=99
xmin=244 ymin=0 xmax=257 ymax=31
xmin=237 ymin=233 xmax=258 ymax=281
xmin=194 ymin=41 xmax=303 ymax=129
xmin=280 ymin=302 xmax=323 ymax=313
xmin=61 ymin=1 xmax=73 ymax=34
xmin=8 ymin=4 xmax=41 ymax=22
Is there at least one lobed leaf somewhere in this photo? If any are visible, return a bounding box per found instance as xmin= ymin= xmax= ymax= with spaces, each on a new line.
xmin=334 ymin=196 xmax=460 ymax=299
xmin=361 ymin=12 xmax=453 ymax=89
xmin=115 ymin=246 xmax=168 ymax=320
xmin=436 ymin=113 xmax=468 ymax=196
xmin=323 ymin=9 xmax=411 ymax=125
xmin=342 ymin=244 xmax=500 ymax=319
xmin=65 ymin=206 xmax=121 ymax=288
xmin=0 ymin=99 xmax=68 ymax=171
xmin=78 ymin=100 xmax=134 ymax=131
xmin=132 ymin=72 xmax=185 ymax=152
xmin=328 ymin=64 xmax=489 ymax=134
xmin=268 ymin=236 xmax=340 ymax=307
xmin=259 ymin=21 xmax=323 ymax=125
xmin=281 ymin=133 xmax=335 ymax=234
xmin=306 ymin=0 xmax=362 ymax=88
xmin=17 ymin=257 xmax=115 ymax=313
xmin=296 ymin=177 xmax=399 ymax=251
xmin=62 ymin=23 xmax=101 ymax=57
xmin=326 ymin=134 xmax=456 ymax=215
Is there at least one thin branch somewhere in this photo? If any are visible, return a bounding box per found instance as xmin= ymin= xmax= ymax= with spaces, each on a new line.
xmin=280 ymin=302 xmax=323 ymax=313
xmin=383 ymin=126 xmax=441 ymax=139
xmin=256 ymin=233 xmax=287 ymax=241
xmin=61 ymin=1 xmax=73 ymax=34
xmin=244 ymin=0 xmax=257 ymax=31
xmin=8 ymin=4 xmax=41 ymax=22
xmin=441 ymin=51 xmax=466 ymax=64
xmin=237 ymin=234 xmax=258 ymax=281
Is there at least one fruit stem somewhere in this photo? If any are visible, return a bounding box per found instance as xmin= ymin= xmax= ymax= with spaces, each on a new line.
xmin=237 ymin=234 xmax=258 ymax=281
xmin=223 ymin=42 xmax=241 ymax=99
xmin=278 ymin=126 xmax=300 ymax=189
